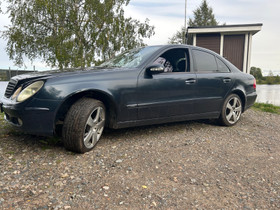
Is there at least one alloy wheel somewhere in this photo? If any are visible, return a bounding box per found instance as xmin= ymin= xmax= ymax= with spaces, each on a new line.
xmin=83 ymin=106 xmax=105 ymax=149
xmin=225 ymin=97 xmax=242 ymax=124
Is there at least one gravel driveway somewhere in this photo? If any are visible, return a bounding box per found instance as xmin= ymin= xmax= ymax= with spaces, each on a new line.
xmin=0 ymin=109 xmax=280 ymax=209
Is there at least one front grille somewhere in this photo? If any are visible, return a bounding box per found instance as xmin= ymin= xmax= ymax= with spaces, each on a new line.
xmin=4 ymin=79 xmax=18 ymax=98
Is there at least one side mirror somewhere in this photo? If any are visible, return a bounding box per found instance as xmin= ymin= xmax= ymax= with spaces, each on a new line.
xmin=146 ymin=65 xmax=164 ymax=75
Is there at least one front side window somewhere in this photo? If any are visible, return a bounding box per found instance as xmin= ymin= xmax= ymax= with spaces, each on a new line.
xmin=193 ymin=49 xmax=217 ymax=72
xmin=152 ymin=49 xmax=190 ymax=72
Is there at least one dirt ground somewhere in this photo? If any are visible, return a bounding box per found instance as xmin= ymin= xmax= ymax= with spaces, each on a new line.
xmin=0 ymin=109 xmax=280 ymax=209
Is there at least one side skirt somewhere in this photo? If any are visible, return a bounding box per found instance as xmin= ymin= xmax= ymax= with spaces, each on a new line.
xmin=112 ymin=112 xmax=220 ymax=129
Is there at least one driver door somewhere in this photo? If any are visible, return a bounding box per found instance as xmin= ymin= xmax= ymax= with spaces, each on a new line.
xmin=137 ymin=48 xmax=196 ymax=120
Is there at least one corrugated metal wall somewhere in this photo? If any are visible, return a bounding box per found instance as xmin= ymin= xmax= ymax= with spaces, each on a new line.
xmin=196 ymin=33 xmax=220 ymax=54
xmin=223 ymin=35 xmax=245 ymax=71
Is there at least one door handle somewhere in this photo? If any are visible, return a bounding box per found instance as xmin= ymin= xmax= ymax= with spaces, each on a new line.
xmin=223 ymin=78 xmax=231 ymax=83
xmin=185 ymin=79 xmax=196 ymax=84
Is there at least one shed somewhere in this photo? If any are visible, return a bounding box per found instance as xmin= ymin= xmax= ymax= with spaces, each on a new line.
xmin=187 ymin=23 xmax=262 ymax=73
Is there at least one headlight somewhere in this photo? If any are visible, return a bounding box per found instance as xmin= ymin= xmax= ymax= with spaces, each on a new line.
xmin=16 ymin=81 xmax=44 ymax=102
xmin=11 ymin=86 xmax=22 ymax=100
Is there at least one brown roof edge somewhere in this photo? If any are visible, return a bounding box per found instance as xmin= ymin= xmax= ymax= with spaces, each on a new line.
xmin=187 ymin=23 xmax=263 ymax=29
xmin=187 ymin=23 xmax=263 ymax=35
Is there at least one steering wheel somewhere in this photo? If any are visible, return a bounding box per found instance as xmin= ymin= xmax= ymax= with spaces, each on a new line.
xmin=175 ymin=58 xmax=186 ymax=72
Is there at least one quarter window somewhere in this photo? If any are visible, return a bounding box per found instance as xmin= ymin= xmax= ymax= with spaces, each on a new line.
xmin=193 ymin=50 xmax=217 ymax=72
xmin=216 ymin=58 xmax=230 ymax=72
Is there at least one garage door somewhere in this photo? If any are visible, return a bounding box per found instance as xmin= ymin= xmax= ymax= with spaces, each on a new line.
xmin=196 ymin=33 xmax=220 ymax=54
xmin=223 ymin=35 xmax=245 ymax=71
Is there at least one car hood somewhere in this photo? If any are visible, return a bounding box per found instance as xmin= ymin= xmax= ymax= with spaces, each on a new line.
xmin=10 ymin=67 xmax=131 ymax=82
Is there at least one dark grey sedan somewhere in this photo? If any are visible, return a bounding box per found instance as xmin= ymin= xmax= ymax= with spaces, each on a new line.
xmin=0 ymin=45 xmax=257 ymax=153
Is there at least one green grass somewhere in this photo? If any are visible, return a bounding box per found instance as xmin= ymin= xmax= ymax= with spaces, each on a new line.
xmin=0 ymin=112 xmax=27 ymax=136
xmin=0 ymin=112 xmax=4 ymax=120
xmin=253 ymin=103 xmax=280 ymax=114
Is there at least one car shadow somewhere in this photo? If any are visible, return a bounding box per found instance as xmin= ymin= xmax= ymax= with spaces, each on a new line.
xmin=100 ymin=118 xmax=219 ymax=144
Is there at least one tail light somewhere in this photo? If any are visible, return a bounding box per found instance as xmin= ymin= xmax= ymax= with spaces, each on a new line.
xmin=253 ymin=79 xmax=256 ymax=90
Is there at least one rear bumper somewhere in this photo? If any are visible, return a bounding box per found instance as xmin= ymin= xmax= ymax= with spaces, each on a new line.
xmin=244 ymin=91 xmax=257 ymax=111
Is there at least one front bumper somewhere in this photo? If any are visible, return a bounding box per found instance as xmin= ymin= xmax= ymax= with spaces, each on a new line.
xmin=1 ymin=98 xmax=60 ymax=136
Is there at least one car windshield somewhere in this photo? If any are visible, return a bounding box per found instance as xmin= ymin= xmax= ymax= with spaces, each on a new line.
xmin=99 ymin=46 xmax=161 ymax=68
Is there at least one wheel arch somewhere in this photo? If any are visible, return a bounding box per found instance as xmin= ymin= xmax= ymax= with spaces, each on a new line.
xmin=230 ymin=89 xmax=246 ymax=112
xmin=54 ymin=90 xmax=118 ymax=136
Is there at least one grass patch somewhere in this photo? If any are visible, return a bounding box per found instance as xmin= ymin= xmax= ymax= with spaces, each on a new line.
xmin=0 ymin=112 xmax=14 ymax=136
xmin=39 ymin=137 xmax=62 ymax=150
xmin=253 ymin=103 xmax=280 ymax=114
xmin=0 ymin=112 xmax=4 ymax=120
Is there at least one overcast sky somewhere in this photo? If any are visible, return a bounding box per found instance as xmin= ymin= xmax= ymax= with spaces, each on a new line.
xmin=0 ymin=0 xmax=279 ymax=75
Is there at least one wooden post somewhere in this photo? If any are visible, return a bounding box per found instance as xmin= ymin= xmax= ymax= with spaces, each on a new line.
xmin=9 ymin=67 xmax=11 ymax=80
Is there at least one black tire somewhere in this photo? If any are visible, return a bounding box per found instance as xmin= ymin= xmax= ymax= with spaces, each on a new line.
xmin=62 ymin=98 xmax=106 ymax=153
xmin=219 ymin=94 xmax=242 ymax=126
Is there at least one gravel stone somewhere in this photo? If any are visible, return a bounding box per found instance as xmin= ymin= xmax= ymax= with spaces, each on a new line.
xmin=0 ymin=109 xmax=280 ymax=209
xmin=102 ymin=186 xmax=109 ymax=190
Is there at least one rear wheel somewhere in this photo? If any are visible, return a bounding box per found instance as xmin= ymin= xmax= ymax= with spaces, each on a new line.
xmin=62 ymin=98 xmax=106 ymax=153
xmin=219 ymin=94 xmax=242 ymax=126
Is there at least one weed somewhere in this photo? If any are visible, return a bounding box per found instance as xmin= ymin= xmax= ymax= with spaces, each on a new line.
xmin=41 ymin=145 xmax=51 ymax=151
xmin=56 ymin=159 xmax=62 ymax=164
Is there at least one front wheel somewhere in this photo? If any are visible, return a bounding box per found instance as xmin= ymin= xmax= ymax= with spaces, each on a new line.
xmin=219 ymin=94 xmax=242 ymax=126
xmin=62 ymin=98 xmax=106 ymax=153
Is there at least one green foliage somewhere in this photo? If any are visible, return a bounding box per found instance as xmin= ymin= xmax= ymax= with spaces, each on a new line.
xmin=188 ymin=0 xmax=218 ymax=27
xmin=253 ymin=103 xmax=280 ymax=115
xmin=250 ymin=67 xmax=280 ymax=84
xmin=262 ymin=75 xmax=280 ymax=85
xmin=250 ymin=66 xmax=263 ymax=81
xmin=169 ymin=0 xmax=218 ymax=45
xmin=2 ymin=0 xmax=155 ymax=69
xmin=0 ymin=112 xmax=4 ymax=121
xmin=268 ymin=70 xmax=274 ymax=76
xmin=168 ymin=27 xmax=186 ymax=44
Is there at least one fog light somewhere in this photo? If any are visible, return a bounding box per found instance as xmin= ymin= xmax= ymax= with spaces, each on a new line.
xmin=18 ymin=118 xmax=23 ymax=126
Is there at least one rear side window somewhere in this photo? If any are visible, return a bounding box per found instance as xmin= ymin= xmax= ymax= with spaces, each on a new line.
xmin=216 ymin=57 xmax=230 ymax=72
xmin=193 ymin=49 xmax=217 ymax=72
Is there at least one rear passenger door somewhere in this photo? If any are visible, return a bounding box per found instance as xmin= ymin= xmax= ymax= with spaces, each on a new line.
xmin=192 ymin=49 xmax=234 ymax=114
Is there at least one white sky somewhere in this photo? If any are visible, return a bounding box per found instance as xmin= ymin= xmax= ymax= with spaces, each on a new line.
xmin=0 ymin=0 xmax=279 ymax=75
